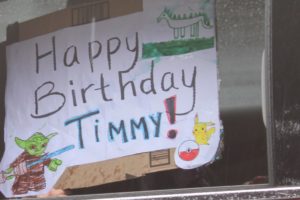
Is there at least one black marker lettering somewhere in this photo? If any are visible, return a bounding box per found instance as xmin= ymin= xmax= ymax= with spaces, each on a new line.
xmin=126 ymin=32 xmax=139 ymax=71
xmin=63 ymin=45 xmax=80 ymax=67
xmin=69 ymin=80 xmax=77 ymax=107
xmin=140 ymin=60 xmax=157 ymax=95
xmin=81 ymin=84 xmax=95 ymax=103
xmin=95 ymin=74 xmax=113 ymax=101
xmin=31 ymin=81 xmax=65 ymax=118
xmin=161 ymin=72 xmax=179 ymax=91
xmin=118 ymin=32 xmax=140 ymax=100
xmin=177 ymin=66 xmax=197 ymax=116
xmin=88 ymin=40 xmax=102 ymax=73
xmin=35 ymin=36 xmax=56 ymax=74
xmin=107 ymin=37 xmax=121 ymax=70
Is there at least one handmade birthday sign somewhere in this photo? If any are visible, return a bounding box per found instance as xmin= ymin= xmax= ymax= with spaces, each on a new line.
xmin=0 ymin=0 xmax=220 ymax=197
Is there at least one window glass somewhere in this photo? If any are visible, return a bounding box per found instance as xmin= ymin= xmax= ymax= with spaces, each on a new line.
xmin=0 ymin=0 xmax=267 ymax=198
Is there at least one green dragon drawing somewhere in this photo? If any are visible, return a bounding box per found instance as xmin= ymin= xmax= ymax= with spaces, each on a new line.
xmin=157 ymin=8 xmax=212 ymax=39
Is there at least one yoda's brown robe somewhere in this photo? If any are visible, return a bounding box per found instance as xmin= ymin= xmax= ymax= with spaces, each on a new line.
xmin=10 ymin=152 xmax=51 ymax=195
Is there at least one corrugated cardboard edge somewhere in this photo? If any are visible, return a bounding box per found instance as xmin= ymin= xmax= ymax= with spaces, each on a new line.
xmin=54 ymin=149 xmax=176 ymax=189
xmin=13 ymin=0 xmax=144 ymax=42
xmin=5 ymin=0 xmax=177 ymax=190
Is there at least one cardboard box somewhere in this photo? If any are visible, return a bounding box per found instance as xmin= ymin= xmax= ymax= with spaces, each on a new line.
xmin=55 ymin=149 xmax=176 ymax=189
xmin=5 ymin=0 xmax=177 ymax=190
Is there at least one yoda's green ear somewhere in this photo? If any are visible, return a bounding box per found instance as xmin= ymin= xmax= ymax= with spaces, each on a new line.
xmin=47 ymin=132 xmax=57 ymax=140
xmin=15 ymin=137 xmax=26 ymax=149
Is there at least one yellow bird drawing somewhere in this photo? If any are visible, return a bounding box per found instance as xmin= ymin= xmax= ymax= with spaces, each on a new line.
xmin=192 ymin=114 xmax=215 ymax=145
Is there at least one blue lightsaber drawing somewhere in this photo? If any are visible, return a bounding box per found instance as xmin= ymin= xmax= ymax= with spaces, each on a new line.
xmin=27 ymin=145 xmax=75 ymax=168
xmin=0 ymin=144 xmax=75 ymax=184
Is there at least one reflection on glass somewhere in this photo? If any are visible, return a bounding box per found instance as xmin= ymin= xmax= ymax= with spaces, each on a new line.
xmin=0 ymin=0 xmax=267 ymax=198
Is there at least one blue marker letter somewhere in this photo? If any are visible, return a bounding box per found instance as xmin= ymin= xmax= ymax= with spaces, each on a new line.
xmin=149 ymin=112 xmax=162 ymax=137
xmin=130 ymin=117 xmax=149 ymax=140
xmin=65 ymin=110 xmax=100 ymax=149
xmin=108 ymin=120 xmax=128 ymax=143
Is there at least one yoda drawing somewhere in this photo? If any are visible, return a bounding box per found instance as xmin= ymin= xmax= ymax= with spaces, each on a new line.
xmin=0 ymin=132 xmax=62 ymax=195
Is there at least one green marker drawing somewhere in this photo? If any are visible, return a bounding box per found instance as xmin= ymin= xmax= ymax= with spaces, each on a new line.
xmin=157 ymin=8 xmax=212 ymax=39
xmin=142 ymin=6 xmax=214 ymax=59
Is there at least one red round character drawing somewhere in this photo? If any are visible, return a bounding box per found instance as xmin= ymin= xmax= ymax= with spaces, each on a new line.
xmin=178 ymin=140 xmax=199 ymax=161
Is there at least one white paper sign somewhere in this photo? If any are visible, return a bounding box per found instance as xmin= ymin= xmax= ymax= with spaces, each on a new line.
xmin=0 ymin=0 xmax=220 ymax=197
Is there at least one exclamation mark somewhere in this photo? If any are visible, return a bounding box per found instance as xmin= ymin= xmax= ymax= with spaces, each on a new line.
xmin=164 ymin=96 xmax=177 ymax=139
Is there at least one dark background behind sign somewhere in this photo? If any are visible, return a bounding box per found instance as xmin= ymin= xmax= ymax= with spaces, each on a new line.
xmin=272 ymin=0 xmax=300 ymax=186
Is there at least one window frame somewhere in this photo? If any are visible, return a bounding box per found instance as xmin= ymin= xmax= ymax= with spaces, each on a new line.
xmin=62 ymin=0 xmax=300 ymax=199
xmin=3 ymin=0 xmax=300 ymax=199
